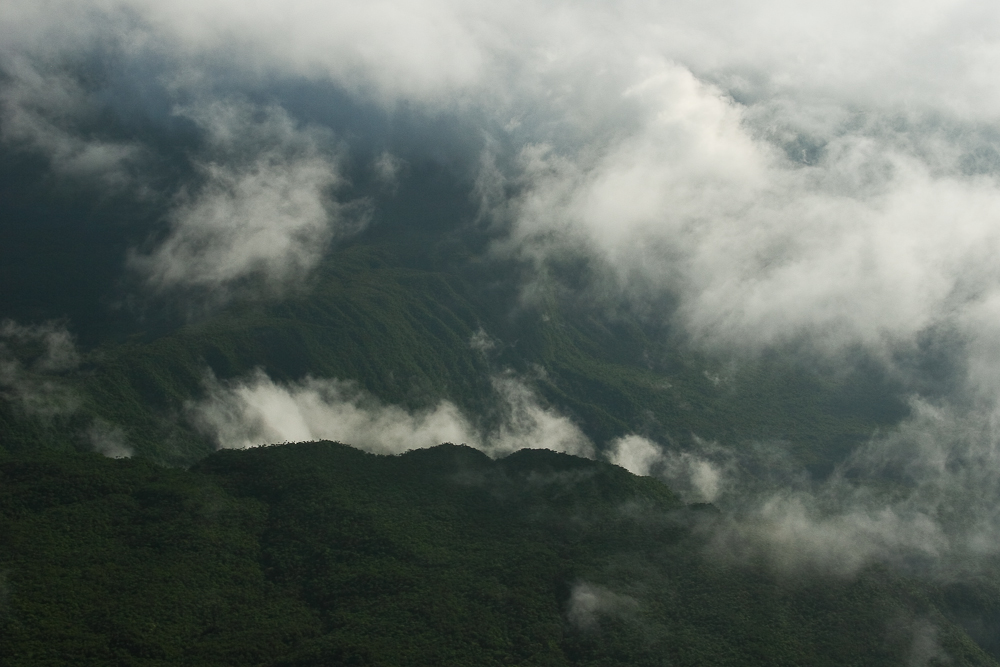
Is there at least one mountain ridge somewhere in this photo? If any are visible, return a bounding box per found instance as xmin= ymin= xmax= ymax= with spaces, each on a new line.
xmin=1 ymin=440 xmax=995 ymax=666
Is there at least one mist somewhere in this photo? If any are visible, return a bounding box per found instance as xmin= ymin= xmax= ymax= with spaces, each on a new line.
xmin=0 ymin=321 xmax=135 ymax=458
xmin=192 ymin=368 xmax=595 ymax=459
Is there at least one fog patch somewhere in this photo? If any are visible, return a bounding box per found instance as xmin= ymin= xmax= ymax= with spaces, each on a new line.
xmin=0 ymin=320 xmax=79 ymax=372
xmin=0 ymin=321 xmax=81 ymax=418
xmin=660 ymin=450 xmax=724 ymax=504
xmin=709 ymin=493 xmax=949 ymax=578
xmin=86 ymin=418 xmax=134 ymax=459
xmin=566 ymin=582 xmax=638 ymax=630
xmin=373 ymin=151 xmax=405 ymax=192
xmin=904 ymin=618 xmax=950 ymax=667
xmin=468 ymin=327 xmax=497 ymax=354
xmin=191 ymin=368 xmax=594 ymax=458
xmin=607 ymin=434 xmax=726 ymax=503
xmin=607 ymin=434 xmax=662 ymax=477
xmin=674 ymin=394 xmax=1000 ymax=579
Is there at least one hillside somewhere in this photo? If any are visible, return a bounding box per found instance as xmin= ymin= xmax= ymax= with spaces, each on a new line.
xmin=0 ymin=236 xmax=908 ymax=474
xmin=2 ymin=441 xmax=993 ymax=666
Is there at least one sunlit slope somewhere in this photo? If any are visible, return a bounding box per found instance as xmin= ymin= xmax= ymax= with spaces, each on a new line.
xmin=1 ymin=442 xmax=993 ymax=666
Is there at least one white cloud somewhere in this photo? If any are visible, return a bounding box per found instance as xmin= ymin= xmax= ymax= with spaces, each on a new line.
xmin=607 ymin=433 xmax=725 ymax=502
xmin=130 ymin=101 xmax=364 ymax=291
xmin=191 ymin=368 xmax=594 ymax=458
xmin=373 ymin=151 xmax=406 ymax=191
xmin=487 ymin=371 xmax=595 ymax=458
xmin=502 ymin=58 xmax=1000 ymax=359
xmin=191 ymin=370 xmax=475 ymax=454
xmin=607 ymin=434 xmax=662 ymax=477
xmin=8 ymin=0 xmax=1000 ymax=347
xmin=684 ymin=396 xmax=1000 ymax=576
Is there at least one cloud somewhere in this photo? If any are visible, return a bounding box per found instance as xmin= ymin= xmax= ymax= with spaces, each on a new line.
xmin=86 ymin=418 xmax=134 ymax=458
xmin=190 ymin=368 xmax=594 ymax=458
xmin=7 ymin=0 xmax=1000 ymax=352
xmin=566 ymin=582 xmax=638 ymax=630
xmin=0 ymin=51 xmax=144 ymax=187
xmin=607 ymin=434 xmax=662 ymax=477
xmin=0 ymin=321 xmax=81 ymax=418
xmin=607 ymin=434 xmax=726 ymax=503
xmin=190 ymin=370 xmax=475 ymax=454
xmin=708 ymin=491 xmax=949 ymax=578
xmin=499 ymin=57 xmax=1000 ymax=360
xmin=373 ymin=151 xmax=406 ymax=192
xmin=904 ymin=618 xmax=950 ymax=667
xmin=660 ymin=396 xmax=1000 ymax=578
xmin=129 ymin=101 xmax=365 ymax=291
xmin=487 ymin=371 xmax=595 ymax=458
xmin=592 ymin=399 xmax=1000 ymax=578
xmin=468 ymin=327 xmax=497 ymax=354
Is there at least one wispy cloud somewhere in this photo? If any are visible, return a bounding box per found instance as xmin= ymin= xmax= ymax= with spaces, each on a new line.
xmin=87 ymin=417 xmax=133 ymax=458
xmin=0 ymin=320 xmax=81 ymax=418
xmin=566 ymin=582 xmax=638 ymax=631
xmin=0 ymin=55 xmax=144 ymax=187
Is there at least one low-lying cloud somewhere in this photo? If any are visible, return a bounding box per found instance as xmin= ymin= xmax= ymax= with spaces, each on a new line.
xmin=0 ymin=320 xmax=81 ymax=418
xmin=87 ymin=418 xmax=134 ymax=459
xmin=0 ymin=321 xmax=134 ymax=458
xmin=605 ymin=398 xmax=1000 ymax=579
xmin=191 ymin=368 xmax=595 ymax=459
xmin=499 ymin=59 xmax=1000 ymax=360
xmin=0 ymin=55 xmax=144 ymax=187
xmin=566 ymin=582 xmax=638 ymax=631
xmin=607 ymin=434 xmax=725 ymax=503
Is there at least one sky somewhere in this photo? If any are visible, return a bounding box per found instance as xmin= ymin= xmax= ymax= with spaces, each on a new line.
xmin=7 ymin=0 xmax=1000 ymax=582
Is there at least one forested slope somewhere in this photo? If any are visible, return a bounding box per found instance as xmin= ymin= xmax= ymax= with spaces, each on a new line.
xmin=0 ymin=442 xmax=993 ymax=666
xmin=0 ymin=239 xmax=908 ymax=475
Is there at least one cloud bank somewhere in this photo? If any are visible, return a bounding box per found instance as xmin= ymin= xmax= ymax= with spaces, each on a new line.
xmin=191 ymin=369 xmax=595 ymax=459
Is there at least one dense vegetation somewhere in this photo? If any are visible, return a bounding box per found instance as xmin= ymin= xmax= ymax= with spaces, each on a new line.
xmin=0 ymin=235 xmax=908 ymax=474
xmin=2 ymin=441 xmax=993 ymax=666
xmin=0 ymin=160 xmax=978 ymax=665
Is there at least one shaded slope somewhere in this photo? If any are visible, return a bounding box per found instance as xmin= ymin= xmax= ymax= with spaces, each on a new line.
xmin=3 ymin=240 xmax=908 ymax=478
xmin=1 ymin=442 xmax=994 ymax=666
